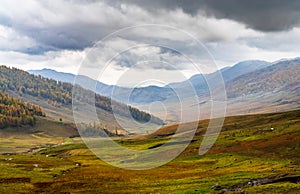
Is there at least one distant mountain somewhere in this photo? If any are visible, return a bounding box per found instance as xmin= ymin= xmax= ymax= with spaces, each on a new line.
xmin=27 ymin=58 xmax=300 ymax=123
xmin=29 ymin=69 xmax=176 ymax=103
xmin=167 ymin=60 xmax=272 ymax=96
xmin=163 ymin=58 xmax=300 ymax=122
xmin=29 ymin=60 xmax=272 ymax=104
xmin=226 ymin=58 xmax=300 ymax=98
xmin=28 ymin=69 xmax=75 ymax=83
xmin=221 ymin=60 xmax=271 ymax=82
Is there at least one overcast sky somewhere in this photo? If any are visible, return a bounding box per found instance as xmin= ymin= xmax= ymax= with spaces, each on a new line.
xmin=1 ymin=0 xmax=300 ymax=86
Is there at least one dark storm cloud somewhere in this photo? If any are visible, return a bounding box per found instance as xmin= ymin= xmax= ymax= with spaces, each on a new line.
xmin=1 ymin=0 xmax=299 ymax=56
xmin=0 ymin=1 xmax=130 ymax=53
xmin=123 ymin=0 xmax=300 ymax=32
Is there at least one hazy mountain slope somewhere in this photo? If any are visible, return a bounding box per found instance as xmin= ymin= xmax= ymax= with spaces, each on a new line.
xmin=27 ymin=58 xmax=300 ymax=124
xmin=142 ymin=58 xmax=300 ymax=122
xmin=226 ymin=58 xmax=300 ymax=98
xmin=221 ymin=60 xmax=271 ymax=82
xmin=29 ymin=69 xmax=114 ymax=96
xmin=29 ymin=60 xmax=272 ymax=104
xmin=167 ymin=60 xmax=271 ymax=96
xmin=29 ymin=69 xmax=176 ymax=103
xmin=28 ymin=69 xmax=75 ymax=84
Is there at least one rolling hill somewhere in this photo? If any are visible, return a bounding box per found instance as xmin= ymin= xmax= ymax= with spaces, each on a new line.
xmin=0 ymin=66 xmax=164 ymax=130
xmin=0 ymin=109 xmax=299 ymax=193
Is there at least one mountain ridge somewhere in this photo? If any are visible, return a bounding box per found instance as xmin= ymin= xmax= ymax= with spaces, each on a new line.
xmin=28 ymin=59 xmax=274 ymax=104
xmin=1 ymin=66 xmax=164 ymax=129
xmin=28 ymin=57 xmax=300 ymax=123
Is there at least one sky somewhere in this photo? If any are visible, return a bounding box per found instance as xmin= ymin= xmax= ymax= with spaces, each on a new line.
xmin=0 ymin=0 xmax=300 ymax=86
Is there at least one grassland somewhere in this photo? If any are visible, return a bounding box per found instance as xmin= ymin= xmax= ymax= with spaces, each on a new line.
xmin=0 ymin=110 xmax=299 ymax=193
xmin=0 ymin=117 xmax=78 ymax=154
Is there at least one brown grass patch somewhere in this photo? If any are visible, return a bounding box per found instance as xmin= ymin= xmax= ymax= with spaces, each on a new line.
xmin=0 ymin=177 xmax=30 ymax=184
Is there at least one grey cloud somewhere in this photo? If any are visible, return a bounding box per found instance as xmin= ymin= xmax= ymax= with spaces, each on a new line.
xmin=0 ymin=1 xmax=130 ymax=53
xmin=122 ymin=0 xmax=300 ymax=32
xmin=0 ymin=0 xmax=270 ymax=55
xmin=109 ymin=43 xmax=191 ymax=71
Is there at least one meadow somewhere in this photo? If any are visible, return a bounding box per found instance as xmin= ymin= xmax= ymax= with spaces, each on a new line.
xmin=0 ymin=110 xmax=299 ymax=193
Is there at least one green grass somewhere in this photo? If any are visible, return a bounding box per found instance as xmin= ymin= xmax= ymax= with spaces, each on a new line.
xmin=0 ymin=109 xmax=299 ymax=193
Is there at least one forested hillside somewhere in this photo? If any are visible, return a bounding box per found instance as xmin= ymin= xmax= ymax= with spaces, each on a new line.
xmin=0 ymin=92 xmax=45 ymax=128
xmin=0 ymin=66 xmax=163 ymax=125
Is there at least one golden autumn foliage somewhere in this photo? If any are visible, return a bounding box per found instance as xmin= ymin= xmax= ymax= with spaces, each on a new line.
xmin=0 ymin=92 xmax=45 ymax=128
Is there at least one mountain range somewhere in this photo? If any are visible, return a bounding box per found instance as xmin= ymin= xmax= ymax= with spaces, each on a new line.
xmin=29 ymin=60 xmax=272 ymax=103
xmin=29 ymin=57 xmax=300 ymax=122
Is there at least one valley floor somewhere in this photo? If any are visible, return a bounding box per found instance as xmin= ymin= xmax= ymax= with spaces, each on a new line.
xmin=0 ymin=110 xmax=299 ymax=193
